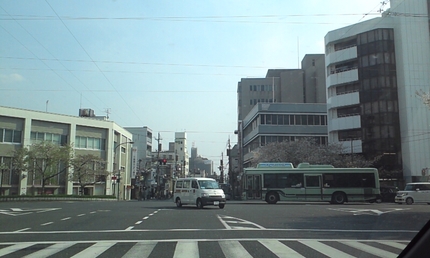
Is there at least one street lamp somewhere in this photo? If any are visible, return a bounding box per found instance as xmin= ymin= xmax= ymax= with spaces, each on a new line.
xmin=114 ymin=141 xmax=134 ymax=201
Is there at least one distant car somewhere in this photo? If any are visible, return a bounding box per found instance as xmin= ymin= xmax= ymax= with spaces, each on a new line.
xmin=377 ymin=186 xmax=398 ymax=203
xmin=395 ymin=182 xmax=430 ymax=205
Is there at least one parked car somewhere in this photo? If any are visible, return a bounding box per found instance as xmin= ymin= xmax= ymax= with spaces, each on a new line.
xmin=395 ymin=182 xmax=430 ymax=205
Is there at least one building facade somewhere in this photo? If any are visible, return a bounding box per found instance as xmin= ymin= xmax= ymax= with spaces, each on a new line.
xmin=0 ymin=106 xmax=133 ymax=199
xmin=325 ymin=0 xmax=430 ymax=183
xmin=236 ymin=55 xmax=327 ymax=170
xmin=241 ymin=103 xmax=328 ymax=167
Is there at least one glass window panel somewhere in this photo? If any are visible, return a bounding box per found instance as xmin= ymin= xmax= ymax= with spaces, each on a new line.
xmin=314 ymin=115 xmax=320 ymax=125
xmin=0 ymin=129 xmax=3 ymax=142
xmin=53 ymin=134 xmax=60 ymax=144
xmin=87 ymin=138 xmax=94 ymax=149
xmin=278 ymin=115 xmax=284 ymax=125
xmin=61 ymin=135 xmax=67 ymax=146
xmin=30 ymin=131 xmax=36 ymax=141
xmin=36 ymin=132 xmax=44 ymax=141
xmin=284 ymin=115 xmax=290 ymax=125
xmin=301 ymin=115 xmax=308 ymax=125
xmin=45 ymin=133 xmax=52 ymax=142
xmin=80 ymin=137 xmax=87 ymax=148
xmin=94 ymin=138 xmax=101 ymax=149
xmin=295 ymin=115 xmax=301 ymax=125
xmin=4 ymin=129 xmax=13 ymax=142
xmin=308 ymin=116 xmax=314 ymax=125
xmin=13 ymin=130 xmax=22 ymax=143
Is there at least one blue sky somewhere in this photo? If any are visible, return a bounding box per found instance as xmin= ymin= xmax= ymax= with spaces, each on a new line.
xmin=0 ymin=0 xmax=389 ymax=170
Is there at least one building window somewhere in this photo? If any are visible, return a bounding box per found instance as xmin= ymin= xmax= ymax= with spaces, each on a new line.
xmin=75 ymin=136 xmax=105 ymax=150
xmin=0 ymin=128 xmax=22 ymax=144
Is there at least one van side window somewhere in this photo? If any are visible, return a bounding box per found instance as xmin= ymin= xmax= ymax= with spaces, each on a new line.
xmin=183 ymin=180 xmax=191 ymax=189
xmin=192 ymin=180 xmax=198 ymax=189
xmin=176 ymin=181 xmax=183 ymax=189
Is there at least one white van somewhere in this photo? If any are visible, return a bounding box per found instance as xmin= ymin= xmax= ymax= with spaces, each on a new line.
xmin=395 ymin=182 xmax=430 ymax=205
xmin=173 ymin=177 xmax=226 ymax=209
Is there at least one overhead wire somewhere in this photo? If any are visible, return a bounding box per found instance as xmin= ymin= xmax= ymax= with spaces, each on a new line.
xmin=44 ymin=0 xmax=144 ymax=125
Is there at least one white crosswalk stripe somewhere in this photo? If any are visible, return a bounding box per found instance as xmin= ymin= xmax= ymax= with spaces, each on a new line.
xmin=0 ymin=239 xmax=407 ymax=258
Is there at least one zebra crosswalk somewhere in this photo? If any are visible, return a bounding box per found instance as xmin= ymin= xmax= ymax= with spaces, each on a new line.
xmin=0 ymin=239 xmax=408 ymax=258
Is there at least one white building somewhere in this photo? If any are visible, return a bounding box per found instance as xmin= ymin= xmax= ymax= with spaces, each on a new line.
xmin=325 ymin=0 xmax=430 ymax=183
xmin=0 ymin=106 xmax=133 ymax=199
xmin=174 ymin=132 xmax=189 ymax=177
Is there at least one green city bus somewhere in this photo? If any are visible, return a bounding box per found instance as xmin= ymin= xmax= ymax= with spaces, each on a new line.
xmin=242 ymin=162 xmax=380 ymax=204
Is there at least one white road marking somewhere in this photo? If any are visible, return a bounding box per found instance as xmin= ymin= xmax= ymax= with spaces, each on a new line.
xmin=259 ymin=239 xmax=305 ymax=258
xmin=90 ymin=211 xmax=97 ymax=214
xmin=13 ymin=228 xmax=31 ymax=232
xmin=125 ymin=226 xmax=134 ymax=231
xmin=219 ymin=240 xmax=253 ymax=258
xmin=343 ymin=241 xmax=399 ymax=257
xmin=61 ymin=217 xmax=71 ymax=221
xmin=22 ymin=242 xmax=74 ymax=258
xmin=135 ymin=221 xmax=142 ymax=225
xmin=70 ymin=241 xmax=115 ymax=258
xmin=77 ymin=214 xmax=85 ymax=217
xmin=0 ymin=208 xmax=61 ymax=216
xmin=122 ymin=242 xmax=156 ymax=258
xmin=174 ymin=240 xmax=199 ymax=258
xmin=41 ymin=222 xmax=53 ymax=226
xmin=300 ymin=240 xmax=355 ymax=258
xmin=328 ymin=208 xmax=410 ymax=216
xmin=217 ymin=215 xmax=266 ymax=230
xmin=0 ymin=243 xmax=35 ymax=256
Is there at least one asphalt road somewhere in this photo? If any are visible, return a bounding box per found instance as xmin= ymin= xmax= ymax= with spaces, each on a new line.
xmin=0 ymin=199 xmax=427 ymax=257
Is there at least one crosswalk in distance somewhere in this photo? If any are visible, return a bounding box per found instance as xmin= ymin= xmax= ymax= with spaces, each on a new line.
xmin=0 ymin=239 xmax=408 ymax=258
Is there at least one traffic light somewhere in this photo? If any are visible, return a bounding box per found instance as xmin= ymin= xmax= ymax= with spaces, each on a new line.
xmin=162 ymin=159 xmax=167 ymax=165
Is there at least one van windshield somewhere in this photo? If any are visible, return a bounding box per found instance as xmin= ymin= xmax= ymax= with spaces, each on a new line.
xmin=198 ymin=180 xmax=219 ymax=189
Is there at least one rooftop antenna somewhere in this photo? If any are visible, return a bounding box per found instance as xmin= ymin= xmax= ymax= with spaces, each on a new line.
xmin=104 ymin=108 xmax=111 ymax=119
xmin=45 ymin=100 xmax=49 ymax=112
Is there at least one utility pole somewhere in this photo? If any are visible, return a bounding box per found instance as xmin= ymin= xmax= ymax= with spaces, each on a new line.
xmin=219 ymin=152 xmax=224 ymax=183
xmin=227 ymin=137 xmax=233 ymax=199
xmin=154 ymin=133 xmax=162 ymax=198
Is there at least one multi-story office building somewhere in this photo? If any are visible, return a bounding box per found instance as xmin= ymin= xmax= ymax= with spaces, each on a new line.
xmin=175 ymin=132 xmax=189 ymax=177
xmin=0 ymin=106 xmax=133 ymax=199
xmin=236 ymin=54 xmax=327 ymax=169
xmin=325 ymin=0 xmax=430 ymax=182
xmin=237 ymin=54 xmax=326 ymax=121
xmin=189 ymin=147 xmax=213 ymax=177
xmin=124 ymin=126 xmax=153 ymax=173
xmin=241 ymin=103 xmax=328 ymax=167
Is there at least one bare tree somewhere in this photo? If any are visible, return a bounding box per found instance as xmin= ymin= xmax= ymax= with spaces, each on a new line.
xmin=26 ymin=141 xmax=73 ymax=194
xmin=11 ymin=147 xmax=29 ymax=178
xmin=70 ymin=154 xmax=109 ymax=195
xmin=251 ymin=138 xmax=372 ymax=168
xmin=416 ymin=89 xmax=430 ymax=108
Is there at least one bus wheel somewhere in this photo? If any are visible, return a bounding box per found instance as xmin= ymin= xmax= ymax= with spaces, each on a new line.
xmin=266 ymin=192 xmax=279 ymax=204
xmin=331 ymin=192 xmax=346 ymax=204
xmin=196 ymin=199 xmax=204 ymax=209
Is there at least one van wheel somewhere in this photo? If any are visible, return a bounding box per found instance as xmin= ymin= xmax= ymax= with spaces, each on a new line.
xmin=331 ymin=192 xmax=346 ymax=204
xmin=406 ymin=197 xmax=413 ymax=205
xmin=176 ymin=198 xmax=182 ymax=208
xmin=219 ymin=204 xmax=225 ymax=209
xmin=196 ymin=199 xmax=203 ymax=209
